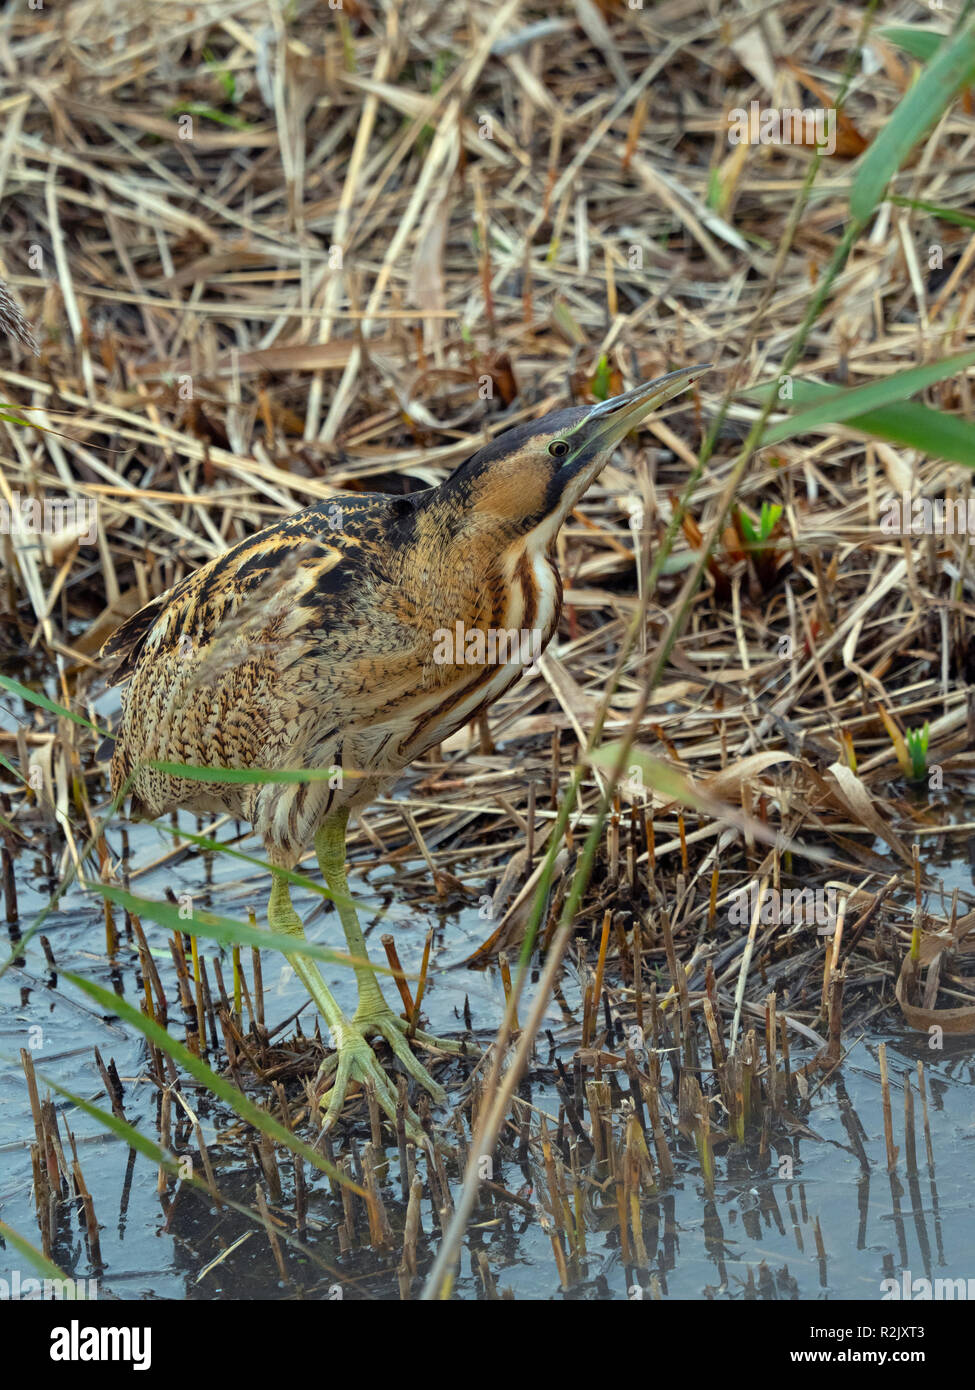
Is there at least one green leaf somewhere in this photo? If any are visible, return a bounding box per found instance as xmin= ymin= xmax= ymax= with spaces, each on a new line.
xmin=746 ymin=375 xmax=975 ymax=468
xmin=202 ymin=47 xmax=237 ymax=103
xmin=0 ymin=672 xmax=100 ymax=733
xmin=159 ymin=822 xmax=413 ymax=925
xmin=706 ymin=165 xmax=723 ymax=213
xmin=879 ymin=27 xmax=945 ymax=63
xmin=852 ymin=22 xmax=975 ymax=223
xmin=591 ymin=355 xmax=611 ymax=402
xmin=91 ymin=883 xmax=350 ymax=967
xmin=0 ymin=750 xmax=26 ymax=785
xmin=888 ymin=194 xmax=975 ymax=230
xmin=905 ymin=722 xmax=930 ymax=781
xmin=760 ymin=501 xmax=783 ymax=540
xmin=0 ymin=1221 xmax=81 ymax=1293
xmin=145 ymin=759 xmax=342 ymax=786
xmin=737 ymin=508 xmax=758 ymax=546
xmin=156 ymin=825 xmax=333 ymax=900
xmin=169 ymin=102 xmax=252 ymax=131
xmin=589 ymin=745 xmax=705 ymax=809
xmin=659 ymin=551 xmax=698 ymax=574
xmin=0 ymin=406 xmax=41 ymax=430
xmin=755 ymin=349 xmax=975 ymax=446
xmin=822 ymin=400 xmax=975 ymax=469
xmin=736 ymin=502 xmax=782 ymax=549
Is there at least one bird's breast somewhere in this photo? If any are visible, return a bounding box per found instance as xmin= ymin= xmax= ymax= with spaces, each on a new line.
xmin=368 ymin=536 xmax=563 ymax=770
xmin=506 ymin=539 xmax=563 ymax=656
xmin=528 ymin=548 xmax=563 ymax=649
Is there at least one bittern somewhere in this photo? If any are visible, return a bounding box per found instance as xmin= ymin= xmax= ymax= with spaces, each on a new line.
xmin=101 ymin=365 xmax=708 ymax=1135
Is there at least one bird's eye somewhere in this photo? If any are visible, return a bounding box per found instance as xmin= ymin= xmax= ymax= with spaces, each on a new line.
xmin=548 ymin=440 xmax=569 ymax=459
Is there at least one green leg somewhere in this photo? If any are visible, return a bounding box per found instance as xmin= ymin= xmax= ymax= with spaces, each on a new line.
xmin=313 ymin=810 xmax=466 ymax=1112
xmin=314 ymin=808 xmax=389 ymax=1017
xmin=267 ymin=870 xmax=429 ymax=1137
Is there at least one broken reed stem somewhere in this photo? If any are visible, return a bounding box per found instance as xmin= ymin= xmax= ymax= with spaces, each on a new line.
xmin=407 ymin=926 xmax=434 ymax=1039
xmin=878 ymin=1042 xmax=898 ymax=1172
xmin=765 ymin=991 xmax=777 ymax=1112
xmin=498 ymin=950 xmax=518 ymax=1031
xmin=903 ymin=1070 xmax=918 ymax=1176
xmin=916 ymin=1060 xmax=935 ymax=1171
xmin=381 ymin=933 xmax=416 ymax=1017
xmin=400 ymin=1174 xmax=424 ymax=1283
xmin=191 ymin=932 xmax=207 ymax=1058
xmin=255 ymin=1184 xmax=288 ymax=1286
xmin=591 ymin=909 xmax=611 ymax=1034
xmin=708 ymin=861 xmax=719 ymax=932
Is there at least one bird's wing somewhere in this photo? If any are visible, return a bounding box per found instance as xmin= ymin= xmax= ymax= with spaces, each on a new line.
xmin=100 ymin=495 xmax=419 ymax=817
xmin=100 ymin=494 xmax=391 ymax=686
xmin=99 ymin=490 xmax=523 ymax=832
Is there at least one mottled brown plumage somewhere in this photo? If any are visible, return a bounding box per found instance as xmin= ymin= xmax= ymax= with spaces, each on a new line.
xmin=101 ymin=367 xmax=708 ymax=1136
xmin=103 ymin=475 xmax=563 ymax=863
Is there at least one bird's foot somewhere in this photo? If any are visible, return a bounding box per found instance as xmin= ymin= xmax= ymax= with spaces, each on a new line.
xmin=316 ymin=1004 xmax=465 ymax=1140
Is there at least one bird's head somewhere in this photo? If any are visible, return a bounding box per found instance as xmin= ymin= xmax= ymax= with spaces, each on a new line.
xmin=443 ymin=364 xmax=710 ymax=548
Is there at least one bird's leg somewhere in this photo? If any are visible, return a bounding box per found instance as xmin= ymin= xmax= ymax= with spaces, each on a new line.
xmin=314 ymin=808 xmax=392 ymax=1019
xmin=266 ymin=870 xmax=427 ymax=1138
xmin=313 ymin=810 xmax=466 ymax=1109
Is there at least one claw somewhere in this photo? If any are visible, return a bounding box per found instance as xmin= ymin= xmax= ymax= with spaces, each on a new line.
xmin=316 ymin=1006 xmax=466 ymax=1141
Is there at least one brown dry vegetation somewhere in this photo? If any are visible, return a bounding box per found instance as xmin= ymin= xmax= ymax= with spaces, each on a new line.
xmin=2 ymin=0 xmax=975 ymax=1299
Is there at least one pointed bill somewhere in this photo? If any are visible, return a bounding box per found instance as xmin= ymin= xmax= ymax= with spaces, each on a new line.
xmin=582 ymin=364 xmax=711 ymax=451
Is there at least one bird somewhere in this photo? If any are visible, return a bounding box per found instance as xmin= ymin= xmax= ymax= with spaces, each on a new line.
xmin=100 ymin=364 xmax=709 ymax=1137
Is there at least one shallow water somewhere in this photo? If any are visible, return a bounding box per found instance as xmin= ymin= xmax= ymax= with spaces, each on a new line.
xmin=2 ymin=796 xmax=975 ymax=1301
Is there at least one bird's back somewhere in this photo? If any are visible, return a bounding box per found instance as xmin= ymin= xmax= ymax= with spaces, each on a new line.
xmin=104 ymin=495 xmax=403 ymax=817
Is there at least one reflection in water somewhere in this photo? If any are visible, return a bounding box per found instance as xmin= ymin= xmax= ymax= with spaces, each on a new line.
xmin=2 ymin=802 xmax=975 ymax=1300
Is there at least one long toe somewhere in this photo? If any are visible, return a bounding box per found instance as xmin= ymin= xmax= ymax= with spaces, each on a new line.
xmin=366 ymin=1014 xmax=448 ymax=1106
xmin=317 ymin=1015 xmax=431 ymax=1141
xmin=356 ymin=1004 xmax=474 ymax=1059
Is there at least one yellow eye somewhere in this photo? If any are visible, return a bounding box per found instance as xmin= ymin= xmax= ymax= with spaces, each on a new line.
xmin=548 ymin=440 xmax=569 ymax=459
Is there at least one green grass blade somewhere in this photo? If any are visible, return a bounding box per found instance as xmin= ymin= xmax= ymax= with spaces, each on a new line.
xmin=159 ymin=822 xmax=413 ymax=924
xmin=0 ymin=672 xmax=100 ymax=733
xmin=852 ymin=21 xmax=975 ymax=223
xmin=144 ymin=759 xmax=342 ymax=786
xmin=888 ymin=194 xmax=975 ymax=229
xmin=0 ymin=407 xmax=42 ymax=430
xmin=737 ymin=509 xmax=757 ymax=545
xmin=91 ymin=882 xmax=351 ymax=967
xmin=0 ymin=1221 xmax=81 ymax=1292
xmin=755 ymin=349 xmax=975 ymax=446
xmin=169 ymin=102 xmax=252 ymax=130
xmin=819 ymin=400 xmax=975 ymax=468
xmin=760 ymin=501 xmax=783 ymax=538
xmin=879 ymin=26 xmax=945 ymax=62
xmin=0 ymin=751 xmax=26 ymax=785
xmin=153 ymin=824 xmax=335 ymax=899
xmin=747 ymin=376 xmax=975 ymax=468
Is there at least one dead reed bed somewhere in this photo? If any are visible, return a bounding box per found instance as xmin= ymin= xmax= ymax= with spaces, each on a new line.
xmin=2 ymin=0 xmax=975 ymax=1298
